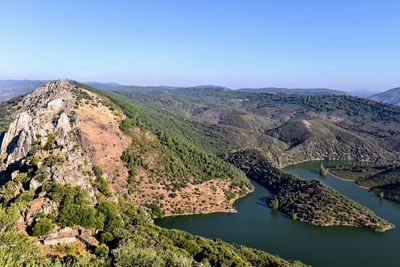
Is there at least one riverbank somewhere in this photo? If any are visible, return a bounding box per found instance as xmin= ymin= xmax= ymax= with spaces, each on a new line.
xmin=156 ymin=162 xmax=400 ymax=267
xmin=327 ymin=169 xmax=370 ymax=189
xmin=228 ymin=150 xmax=393 ymax=232
xmin=162 ymin=186 xmax=255 ymax=217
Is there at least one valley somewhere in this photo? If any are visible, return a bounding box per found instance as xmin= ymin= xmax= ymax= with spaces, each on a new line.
xmin=157 ymin=161 xmax=400 ymax=267
xmin=227 ymin=150 xmax=391 ymax=231
xmin=3 ymin=2 xmax=399 ymax=266
xmin=0 ymin=80 xmax=303 ymax=266
xmin=0 ymin=80 xmax=400 ymax=266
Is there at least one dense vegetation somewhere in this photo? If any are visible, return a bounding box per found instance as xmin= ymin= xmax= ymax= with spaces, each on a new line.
xmin=112 ymin=86 xmax=400 ymax=167
xmin=121 ymin=128 xmax=250 ymax=189
xmin=238 ymin=87 xmax=347 ymax=96
xmin=0 ymin=184 xmax=304 ymax=266
xmin=227 ymin=149 xmax=392 ymax=231
xmin=103 ymin=91 xmax=225 ymax=155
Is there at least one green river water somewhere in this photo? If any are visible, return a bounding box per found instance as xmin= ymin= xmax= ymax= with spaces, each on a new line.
xmin=156 ymin=161 xmax=400 ymax=266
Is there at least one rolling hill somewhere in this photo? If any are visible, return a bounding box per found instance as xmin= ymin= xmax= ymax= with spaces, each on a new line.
xmin=369 ymin=87 xmax=400 ymax=105
xmin=114 ymin=86 xmax=400 ymax=166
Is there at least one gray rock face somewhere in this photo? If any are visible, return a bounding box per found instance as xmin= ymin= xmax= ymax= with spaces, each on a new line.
xmin=56 ymin=113 xmax=71 ymax=141
xmin=0 ymin=80 xmax=76 ymax=165
xmin=1 ymin=80 xmax=98 ymax=201
xmin=0 ymin=112 xmax=35 ymax=165
xmin=43 ymin=236 xmax=78 ymax=246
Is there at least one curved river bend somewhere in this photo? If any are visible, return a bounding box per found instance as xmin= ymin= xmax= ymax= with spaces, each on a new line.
xmin=156 ymin=161 xmax=400 ymax=267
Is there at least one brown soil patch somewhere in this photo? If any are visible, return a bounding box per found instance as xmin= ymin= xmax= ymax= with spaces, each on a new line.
xmin=74 ymin=90 xmax=131 ymax=194
xmin=129 ymin=167 xmax=249 ymax=216
xmin=164 ymin=179 xmax=243 ymax=216
xmin=27 ymin=197 xmax=46 ymax=213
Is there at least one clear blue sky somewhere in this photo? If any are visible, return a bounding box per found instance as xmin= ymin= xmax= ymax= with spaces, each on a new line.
xmin=0 ymin=0 xmax=399 ymax=91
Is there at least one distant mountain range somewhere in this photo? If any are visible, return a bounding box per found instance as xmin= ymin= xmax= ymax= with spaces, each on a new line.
xmin=347 ymin=89 xmax=378 ymax=98
xmin=369 ymin=87 xmax=400 ymax=105
xmin=1 ymin=79 xmax=398 ymax=104
xmin=0 ymin=80 xmax=47 ymax=101
xmin=237 ymin=87 xmax=348 ymax=96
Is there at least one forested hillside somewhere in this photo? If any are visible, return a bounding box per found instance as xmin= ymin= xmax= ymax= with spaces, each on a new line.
xmin=227 ymin=149 xmax=392 ymax=232
xmin=331 ymin=163 xmax=400 ymax=203
xmin=112 ymin=87 xmax=400 ymax=166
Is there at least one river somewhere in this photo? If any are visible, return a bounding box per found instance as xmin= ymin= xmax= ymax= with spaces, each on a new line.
xmin=156 ymin=161 xmax=400 ymax=266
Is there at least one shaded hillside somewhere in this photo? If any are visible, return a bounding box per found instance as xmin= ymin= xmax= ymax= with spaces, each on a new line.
xmin=369 ymin=87 xmax=400 ymax=106
xmin=99 ymin=90 xmax=252 ymax=215
xmin=0 ymin=80 xmax=304 ymax=266
xmin=331 ymin=164 xmax=400 ymax=203
xmin=227 ymin=149 xmax=393 ymax=232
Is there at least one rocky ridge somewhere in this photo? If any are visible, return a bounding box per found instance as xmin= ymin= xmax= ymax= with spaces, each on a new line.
xmin=0 ymin=80 xmax=113 ymax=249
xmin=1 ymin=80 xmax=97 ymax=198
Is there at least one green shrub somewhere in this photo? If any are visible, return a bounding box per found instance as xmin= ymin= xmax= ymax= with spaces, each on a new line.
xmin=44 ymin=155 xmax=65 ymax=167
xmin=14 ymin=172 xmax=28 ymax=183
xmin=46 ymin=184 xmax=104 ymax=229
xmin=95 ymin=176 xmax=112 ymax=197
xmin=32 ymin=218 xmax=54 ymax=237
xmin=43 ymin=133 xmax=57 ymax=151
xmin=100 ymin=232 xmax=114 ymax=243
xmin=95 ymin=244 xmax=110 ymax=257
xmin=97 ymin=202 xmax=124 ymax=233
xmin=93 ymin=165 xmax=104 ymax=179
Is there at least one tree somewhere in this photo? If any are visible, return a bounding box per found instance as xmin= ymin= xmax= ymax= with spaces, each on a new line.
xmin=100 ymin=232 xmax=114 ymax=243
xmin=0 ymin=232 xmax=52 ymax=266
xmin=320 ymin=164 xmax=328 ymax=176
xmin=95 ymin=176 xmax=112 ymax=197
xmin=93 ymin=165 xmax=104 ymax=179
xmin=269 ymin=197 xmax=279 ymax=210
xmin=95 ymin=244 xmax=110 ymax=257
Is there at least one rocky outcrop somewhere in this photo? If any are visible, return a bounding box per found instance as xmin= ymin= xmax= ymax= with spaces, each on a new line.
xmin=22 ymin=197 xmax=57 ymax=226
xmin=0 ymin=112 xmax=35 ymax=165
xmin=1 ymin=80 xmax=75 ymax=167
xmin=56 ymin=113 xmax=72 ymax=140
xmin=43 ymin=227 xmax=79 ymax=246
xmin=0 ymin=80 xmax=100 ymax=200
